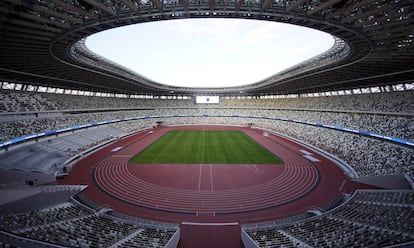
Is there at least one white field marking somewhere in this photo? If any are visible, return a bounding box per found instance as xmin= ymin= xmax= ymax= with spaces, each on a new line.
xmin=299 ymin=149 xmax=313 ymax=156
xmin=111 ymin=147 xmax=123 ymax=152
xmin=303 ymin=155 xmax=321 ymax=162
xmin=242 ymin=164 xmax=259 ymax=172
xmin=300 ymin=149 xmax=320 ymax=162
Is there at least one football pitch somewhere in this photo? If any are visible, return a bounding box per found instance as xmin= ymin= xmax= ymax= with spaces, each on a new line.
xmin=129 ymin=130 xmax=283 ymax=164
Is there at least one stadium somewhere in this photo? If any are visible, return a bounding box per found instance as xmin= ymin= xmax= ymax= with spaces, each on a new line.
xmin=0 ymin=0 xmax=413 ymax=247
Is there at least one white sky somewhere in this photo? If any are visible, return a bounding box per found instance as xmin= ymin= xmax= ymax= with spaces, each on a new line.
xmin=86 ymin=18 xmax=334 ymax=88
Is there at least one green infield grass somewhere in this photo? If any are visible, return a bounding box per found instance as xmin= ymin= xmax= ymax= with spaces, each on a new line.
xmin=128 ymin=130 xmax=283 ymax=164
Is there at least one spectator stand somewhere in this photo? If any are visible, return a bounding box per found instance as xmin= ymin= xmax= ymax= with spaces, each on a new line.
xmin=0 ymin=193 xmax=180 ymax=248
xmin=242 ymin=189 xmax=414 ymax=248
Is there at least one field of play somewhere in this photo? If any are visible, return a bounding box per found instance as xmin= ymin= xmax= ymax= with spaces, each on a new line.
xmin=62 ymin=125 xmax=349 ymax=247
xmin=62 ymin=126 xmax=348 ymax=219
xmin=128 ymin=130 xmax=283 ymax=164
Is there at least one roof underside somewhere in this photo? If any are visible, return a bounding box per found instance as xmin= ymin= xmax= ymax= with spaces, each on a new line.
xmin=0 ymin=0 xmax=413 ymax=96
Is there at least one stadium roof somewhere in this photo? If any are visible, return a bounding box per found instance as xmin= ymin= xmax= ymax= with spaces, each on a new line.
xmin=0 ymin=0 xmax=413 ymax=96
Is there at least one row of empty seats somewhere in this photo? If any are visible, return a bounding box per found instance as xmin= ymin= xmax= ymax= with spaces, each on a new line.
xmin=0 ymin=89 xmax=412 ymax=183
xmin=0 ymin=200 xmax=179 ymax=248
xmin=34 ymin=125 xmax=125 ymax=156
xmin=1 ymin=113 xmax=412 ymax=178
xmin=0 ymin=147 xmax=67 ymax=174
xmin=1 ymin=89 xmax=412 ymax=113
xmin=1 ymin=107 xmax=412 ymax=142
xmin=0 ymin=90 xmax=57 ymax=113
xmin=243 ymin=190 xmax=414 ymax=248
xmin=253 ymin=118 xmax=413 ymax=178
xmin=1 ymin=202 xmax=90 ymax=231
xmin=0 ymin=126 xmax=128 ymax=176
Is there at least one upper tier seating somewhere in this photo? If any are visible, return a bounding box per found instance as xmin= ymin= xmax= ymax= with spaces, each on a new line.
xmin=1 ymin=89 xmax=413 ymax=113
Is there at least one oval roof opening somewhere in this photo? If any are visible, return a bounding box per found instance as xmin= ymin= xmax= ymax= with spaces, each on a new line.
xmin=86 ymin=18 xmax=334 ymax=88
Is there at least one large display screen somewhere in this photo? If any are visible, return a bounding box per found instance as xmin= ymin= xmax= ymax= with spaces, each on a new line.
xmin=195 ymin=96 xmax=220 ymax=104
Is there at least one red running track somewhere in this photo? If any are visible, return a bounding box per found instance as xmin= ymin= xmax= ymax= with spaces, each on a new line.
xmin=94 ymin=127 xmax=319 ymax=214
xmin=60 ymin=126 xmax=352 ymax=247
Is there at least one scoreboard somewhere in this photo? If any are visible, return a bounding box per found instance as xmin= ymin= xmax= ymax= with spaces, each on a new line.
xmin=195 ymin=96 xmax=220 ymax=104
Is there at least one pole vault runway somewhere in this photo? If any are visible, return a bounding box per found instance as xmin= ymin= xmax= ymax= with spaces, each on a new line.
xmin=60 ymin=125 xmax=348 ymax=224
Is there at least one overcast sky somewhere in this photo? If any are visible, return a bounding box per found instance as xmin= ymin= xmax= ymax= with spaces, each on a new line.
xmin=86 ymin=18 xmax=334 ymax=88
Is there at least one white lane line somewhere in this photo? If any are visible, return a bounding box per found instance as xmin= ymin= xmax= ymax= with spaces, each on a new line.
xmin=209 ymin=164 xmax=214 ymax=192
xmin=198 ymin=164 xmax=202 ymax=191
xmin=181 ymin=221 xmax=239 ymax=226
